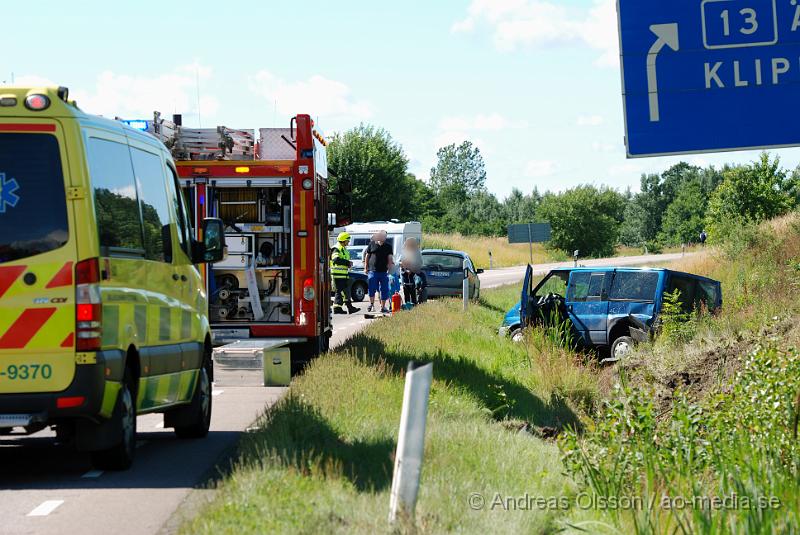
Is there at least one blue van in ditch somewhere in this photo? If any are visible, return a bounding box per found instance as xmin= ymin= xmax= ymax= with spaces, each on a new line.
xmin=499 ymin=266 xmax=722 ymax=360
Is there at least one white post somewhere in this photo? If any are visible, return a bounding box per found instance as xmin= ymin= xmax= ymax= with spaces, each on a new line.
xmin=389 ymin=362 xmax=433 ymax=525
xmin=462 ymin=269 xmax=469 ymax=311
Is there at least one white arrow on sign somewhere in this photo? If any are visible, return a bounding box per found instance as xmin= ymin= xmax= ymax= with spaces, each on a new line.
xmin=647 ymin=23 xmax=680 ymax=122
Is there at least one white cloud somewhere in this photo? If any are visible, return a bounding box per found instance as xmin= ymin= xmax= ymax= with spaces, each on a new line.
xmin=453 ymin=0 xmax=618 ymax=68
xmin=249 ymin=70 xmax=372 ymax=122
xmin=577 ymin=114 xmax=604 ymax=127
xmin=438 ymin=113 xmax=527 ymax=131
xmin=592 ymin=141 xmax=617 ymax=153
xmin=8 ymin=75 xmax=58 ymax=87
xmin=433 ymin=112 xmax=524 ymax=154
xmin=10 ymin=64 xmax=220 ymax=125
xmin=525 ymin=159 xmax=557 ymax=178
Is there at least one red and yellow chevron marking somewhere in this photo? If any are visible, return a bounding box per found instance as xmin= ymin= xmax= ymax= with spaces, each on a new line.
xmin=0 ymin=262 xmax=75 ymax=351
xmin=0 ymin=308 xmax=57 ymax=349
xmin=0 ymin=266 xmax=26 ymax=299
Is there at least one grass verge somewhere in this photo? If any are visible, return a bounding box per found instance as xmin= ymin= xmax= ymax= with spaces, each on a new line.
xmin=182 ymin=285 xmax=605 ymax=534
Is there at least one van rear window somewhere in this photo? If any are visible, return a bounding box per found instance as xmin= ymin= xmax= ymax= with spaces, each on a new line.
xmin=0 ymin=133 xmax=68 ymax=263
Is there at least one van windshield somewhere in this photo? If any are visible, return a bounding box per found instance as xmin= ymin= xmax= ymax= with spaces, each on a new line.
xmin=0 ymin=133 xmax=68 ymax=263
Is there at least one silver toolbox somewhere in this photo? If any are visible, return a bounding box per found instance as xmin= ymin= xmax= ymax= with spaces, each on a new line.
xmin=212 ymin=339 xmax=292 ymax=387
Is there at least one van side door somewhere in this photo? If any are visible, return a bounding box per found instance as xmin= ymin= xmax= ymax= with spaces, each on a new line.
xmin=126 ymin=138 xmax=184 ymax=408
xmin=566 ymin=271 xmax=611 ymax=346
xmin=607 ymin=270 xmax=662 ymax=336
xmin=164 ymin=163 xmax=205 ymax=396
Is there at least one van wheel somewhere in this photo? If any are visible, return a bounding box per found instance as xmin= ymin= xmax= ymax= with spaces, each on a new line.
xmin=91 ymin=377 xmax=136 ymax=471
xmin=510 ymin=328 xmax=525 ymax=343
xmin=610 ymin=336 xmax=635 ymax=361
xmin=174 ymin=359 xmax=212 ymax=439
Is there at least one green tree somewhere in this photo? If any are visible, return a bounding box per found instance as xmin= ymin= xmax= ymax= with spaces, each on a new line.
xmin=429 ymin=141 xmax=487 ymax=209
xmin=659 ymin=180 xmax=707 ymax=245
xmin=538 ymin=186 xmax=626 ymax=257
xmin=706 ymin=153 xmax=798 ymax=238
xmin=327 ymin=125 xmax=411 ymax=221
xmin=503 ymin=187 xmax=541 ymax=226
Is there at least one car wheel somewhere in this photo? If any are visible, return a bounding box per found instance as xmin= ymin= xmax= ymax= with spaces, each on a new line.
xmin=510 ymin=328 xmax=525 ymax=343
xmin=351 ymin=282 xmax=367 ymax=302
xmin=91 ymin=376 xmax=136 ymax=470
xmin=173 ymin=357 xmax=212 ymax=439
xmin=610 ymin=336 xmax=635 ymax=360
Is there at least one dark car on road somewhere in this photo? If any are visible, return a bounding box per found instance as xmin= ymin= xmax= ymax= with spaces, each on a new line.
xmin=500 ymin=266 xmax=722 ymax=360
xmin=421 ymin=250 xmax=483 ymax=299
xmin=330 ymin=271 xmax=369 ymax=303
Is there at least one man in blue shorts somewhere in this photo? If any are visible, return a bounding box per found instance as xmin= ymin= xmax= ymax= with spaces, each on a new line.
xmin=363 ymin=230 xmax=394 ymax=313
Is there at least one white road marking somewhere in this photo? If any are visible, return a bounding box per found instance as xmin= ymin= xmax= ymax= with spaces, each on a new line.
xmin=81 ymin=469 xmax=103 ymax=479
xmin=27 ymin=500 xmax=64 ymax=517
xmin=212 ymin=390 xmax=224 ymax=396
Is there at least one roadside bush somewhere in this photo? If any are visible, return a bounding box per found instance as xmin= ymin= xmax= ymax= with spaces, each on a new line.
xmin=643 ymin=240 xmax=664 ymax=255
xmin=657 ymin=289 xmax=698 ymax=346
xmin=561 ymin=347 xmax=800 ymax=533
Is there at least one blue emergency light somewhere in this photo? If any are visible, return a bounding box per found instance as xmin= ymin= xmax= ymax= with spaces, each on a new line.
xmin=121 ymin=120 xmax=149 ymax=132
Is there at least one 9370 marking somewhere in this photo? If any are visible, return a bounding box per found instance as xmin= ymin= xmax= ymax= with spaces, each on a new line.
xmin=0 ymin=364 xmax=53 ymax=380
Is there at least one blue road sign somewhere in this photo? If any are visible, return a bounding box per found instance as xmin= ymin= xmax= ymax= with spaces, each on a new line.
xmin=618 ymin=0 xmax=800 ymax=157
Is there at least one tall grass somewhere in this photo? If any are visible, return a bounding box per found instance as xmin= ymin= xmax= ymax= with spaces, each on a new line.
xmin=424 ymin=233 xmax=685 ymax=269
xmin=423 ymin=233 xmax=561 ymax=268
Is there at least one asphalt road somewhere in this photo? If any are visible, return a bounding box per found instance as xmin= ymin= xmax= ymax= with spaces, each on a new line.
xmin=0 ymin=387 xmax=286 ymax=535
xmin=0 ymin=251 xmax=689 ymax=534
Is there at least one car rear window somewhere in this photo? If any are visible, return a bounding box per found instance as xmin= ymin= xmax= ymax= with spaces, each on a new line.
xmin=422 ymin=254 xmax=464 ymax=270
xmin=0 ymin=133 xmax=69 ymax=263
xmin=609 ymin=271 xmax=660 ymax=302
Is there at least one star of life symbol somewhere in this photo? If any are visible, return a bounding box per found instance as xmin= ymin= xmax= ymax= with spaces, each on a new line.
xmin=0 ymin=172 xmax=21 ymax=214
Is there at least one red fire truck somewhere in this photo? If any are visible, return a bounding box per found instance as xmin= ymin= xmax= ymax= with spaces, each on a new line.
xmin=167 ymin=115 xmax=351 ymax=364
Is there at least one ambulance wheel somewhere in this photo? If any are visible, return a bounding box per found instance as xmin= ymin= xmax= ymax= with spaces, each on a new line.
xmin=91 ymin=376 xmax=136 ymax=471
xmin=173 ymin=358 xmax=212 ymax=439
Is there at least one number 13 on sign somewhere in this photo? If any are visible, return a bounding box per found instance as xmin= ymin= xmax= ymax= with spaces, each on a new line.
xmin=702 ymin=0 xmax=778 ymax=49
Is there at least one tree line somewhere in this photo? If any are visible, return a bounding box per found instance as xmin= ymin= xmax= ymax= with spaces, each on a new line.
xmin=328 ymin=125 xmax=800 ymax=257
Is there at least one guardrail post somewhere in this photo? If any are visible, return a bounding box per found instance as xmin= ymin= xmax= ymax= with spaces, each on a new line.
xmin=463 ymin=269 xmax=469 ymax=311
xmin=389 ymin=362 xmax=433 ymax=525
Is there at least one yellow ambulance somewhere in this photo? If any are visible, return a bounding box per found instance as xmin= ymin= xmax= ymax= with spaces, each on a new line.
xmin=0 ymin=86 xmax=224 ymax=469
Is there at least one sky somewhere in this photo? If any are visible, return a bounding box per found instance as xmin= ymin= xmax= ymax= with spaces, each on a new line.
xmin=4 ymin=0 xmax=799 ymax=199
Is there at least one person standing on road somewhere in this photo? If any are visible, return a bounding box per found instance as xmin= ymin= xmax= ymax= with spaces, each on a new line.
xmin=398 ymin=237 xmax=426 ymax=304
xmin=364 ymin=230 xmax=394 ymax=313
xmin=331 ymin=232 xmax=358 ymax=315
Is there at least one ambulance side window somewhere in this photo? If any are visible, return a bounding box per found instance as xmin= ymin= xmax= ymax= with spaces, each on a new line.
xmin=130 ymin=147 xmax=172 ymax=263
xmin=87 ymin=137 xmax=145 ymax=255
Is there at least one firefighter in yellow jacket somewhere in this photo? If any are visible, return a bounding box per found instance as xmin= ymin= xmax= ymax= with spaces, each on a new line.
xmin=331 ymin=233 xmax=358 ymax=314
